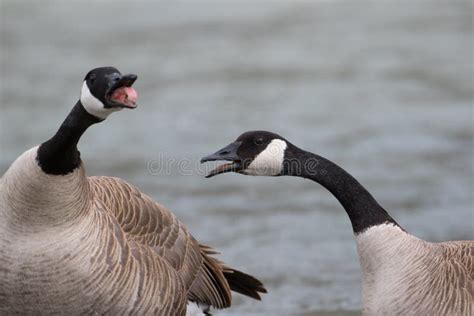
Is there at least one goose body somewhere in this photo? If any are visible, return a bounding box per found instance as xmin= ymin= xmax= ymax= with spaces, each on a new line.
xmin=1 ymin=147 xmax=187 ymax=314
xmin=0 ymin=68 xmax=265 ymax=315
xmin=202 ymin=130 xmax=473 ymax=315
xmin=356 ymin=223 xmax=472 ymax=314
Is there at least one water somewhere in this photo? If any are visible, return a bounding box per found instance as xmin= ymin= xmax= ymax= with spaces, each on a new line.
xmin=1 ymin=1 xmax=473 ymax=315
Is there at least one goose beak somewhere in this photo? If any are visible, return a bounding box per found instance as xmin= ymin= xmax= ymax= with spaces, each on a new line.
xmin=106 ymin=74 xmax=138 ymax=109
xmin=201 ymin=142 xmax=242 ymax=178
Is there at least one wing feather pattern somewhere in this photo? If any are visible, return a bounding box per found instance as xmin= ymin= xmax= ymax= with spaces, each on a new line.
xmin=88 ymin=176 xmax=265 ymax=309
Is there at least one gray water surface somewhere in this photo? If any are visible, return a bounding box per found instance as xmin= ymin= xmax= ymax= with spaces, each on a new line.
xmin=1 ymin=1 xmax=473 ymax=315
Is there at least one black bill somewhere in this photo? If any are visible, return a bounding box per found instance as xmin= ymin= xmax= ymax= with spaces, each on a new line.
xmin=201 ymin=141 xmax=242 ymax=178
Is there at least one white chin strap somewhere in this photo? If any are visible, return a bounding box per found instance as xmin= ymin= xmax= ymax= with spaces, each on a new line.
xmin=80 ymin=81 xmax=119 ymax=119
xmin=244 ymin=139 xmax=287 ymax=176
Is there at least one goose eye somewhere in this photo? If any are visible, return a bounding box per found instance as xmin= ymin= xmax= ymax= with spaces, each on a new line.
xmin=89 ymin=73 xmax=96 ymax=84
xmin=254 ymin=138 xmax=264 ymax=145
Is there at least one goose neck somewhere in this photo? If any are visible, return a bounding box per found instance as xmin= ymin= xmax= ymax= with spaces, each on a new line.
xmin=283 ymin=147 xmax=398 ymax=234
xmin=37 ymin=101 xmax=101 ymax=175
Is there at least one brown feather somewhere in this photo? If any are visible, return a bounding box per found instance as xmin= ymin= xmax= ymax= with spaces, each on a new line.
xmin=89 ymin=176 xmax=266 ymax=308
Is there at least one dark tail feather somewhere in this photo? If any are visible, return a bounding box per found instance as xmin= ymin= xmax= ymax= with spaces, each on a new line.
xmin=223 ymin=269 xmax=267 ymax=300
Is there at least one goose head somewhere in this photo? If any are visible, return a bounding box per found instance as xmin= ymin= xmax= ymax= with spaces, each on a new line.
xmin=201 ymin=131 xmax=293 ymax=178
xmin=80 ymin=66 xmax=138 ymax=120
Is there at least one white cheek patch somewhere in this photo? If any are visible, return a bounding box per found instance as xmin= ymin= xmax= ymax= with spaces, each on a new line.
xmin=245 ymin=139 xmax=287 ymax=176
xmin=80 ymin=81 xmax=118 ymax=119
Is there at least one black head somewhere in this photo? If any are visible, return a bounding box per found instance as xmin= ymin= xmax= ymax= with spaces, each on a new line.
xmin=201 ymin=131 xmax=290 ymax=178
xmin=80 ymin=66 xmax=138 ymax=119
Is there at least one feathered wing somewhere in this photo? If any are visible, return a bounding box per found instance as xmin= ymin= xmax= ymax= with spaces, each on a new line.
xmin=88 ymin=176 xmax=266 ymax=309
xmin=191 ymin=244 xmax=266 ymax=303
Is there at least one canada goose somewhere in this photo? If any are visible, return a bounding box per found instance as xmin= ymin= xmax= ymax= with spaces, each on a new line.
xmin=201 ymin=130 xmax=473 ymax=315
xmin=0 ymin=68 xmax=265 ymax=315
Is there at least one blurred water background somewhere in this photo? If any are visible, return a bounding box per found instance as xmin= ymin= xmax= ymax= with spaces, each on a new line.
xmin=1 ymin=1 xmax=473 ymax=315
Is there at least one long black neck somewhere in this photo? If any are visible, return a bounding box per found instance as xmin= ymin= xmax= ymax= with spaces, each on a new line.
xmin=37 ymin=101 xmax=101 ymax=175
xmin=283 ymin=145 xmax=398 ymax=234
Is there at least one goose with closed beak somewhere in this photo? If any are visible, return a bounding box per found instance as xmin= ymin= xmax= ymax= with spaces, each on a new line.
xmin=0 ymin=68 xmax=265 ymax=315
xmin=201 ymin=130 xmax=473 ymax=315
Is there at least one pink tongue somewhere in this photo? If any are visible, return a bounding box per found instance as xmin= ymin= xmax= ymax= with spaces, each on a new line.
xmin=110 ymin=87 xmax=137 ymax=108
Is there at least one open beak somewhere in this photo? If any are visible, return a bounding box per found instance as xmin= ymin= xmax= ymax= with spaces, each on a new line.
xmin=106 ymin=74 xmax=138 ymax=109
xmin=201 ymin=141 xmax=242 ymax=178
